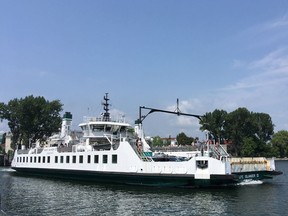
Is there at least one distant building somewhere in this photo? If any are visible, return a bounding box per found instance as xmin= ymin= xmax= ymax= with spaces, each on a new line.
xmin=0 ymin=131 xmax=7 ymax=152
xmin=0 ymin=131 xmax=13 ymax=154
xmin=161 ymin=137 xmax=178 ymax=146
xmin=0 ymin=131 xmax=13 ymax=166
xmin=5 ymin=132 xmax=13 ymax=152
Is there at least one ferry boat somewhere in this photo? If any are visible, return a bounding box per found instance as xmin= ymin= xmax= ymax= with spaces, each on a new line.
xmin=11 ymin=94 xmax=282 ymax=187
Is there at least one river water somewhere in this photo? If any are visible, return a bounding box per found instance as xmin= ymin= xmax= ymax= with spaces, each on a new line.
xmin=0 ymin=161 xmax=287 ymax=216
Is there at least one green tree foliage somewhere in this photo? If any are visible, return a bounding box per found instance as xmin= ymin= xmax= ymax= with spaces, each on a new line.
xmin=241 ymin=137 xmax=258 ymax=157
xmin=200 ymin=109 xmax=227 ymax=143
xmin=0 ymin=95 xmax=63 ymax=148
xmin=200 ymin=107 xmax=275 ymax=157
xmin=252 ymin=112 xmax=274 ymax=143
xmin=176 ymin=132 xmax=194 ymax=145
xmin=151 ymin=136 xmax=164 ymax=147
xmin=271 ymin=130 xmax=288 ymax=158
xmin=224 ymin=108 xmax=255 ymax=156
xmin=0 ymin=99 xmax=21 ymax=147
xmin=0 ymin=102 xmax=4 ymax=118
xmin=0 ymin=133 xmax=6 ymax=144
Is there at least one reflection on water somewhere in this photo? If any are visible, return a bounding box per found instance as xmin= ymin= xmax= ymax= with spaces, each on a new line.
xmin=1 ymin=161 xmax=287 ymax=216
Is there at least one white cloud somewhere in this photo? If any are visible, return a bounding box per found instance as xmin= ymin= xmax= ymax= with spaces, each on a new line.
xmin=242 ymin=15 xmax=288 ymax=35
xmin=237 ymin=15 xmax=288 ymax=51
xmin=263 ymin=15 xmax=288 ymax=29
xmin=223 ymin=48 xmax=288 ymax=91
xmin=248 ymin=48 xmax=288 ymax=71
xmin=161 ymin=48 xmax=288 ymax=136
xmin=140 ymin=46 xmax=288 ymax=137
xmin=214 ymin=49 xmax=288 ymax=132
xmin=232 ymin=59 xmax=247 ymax=69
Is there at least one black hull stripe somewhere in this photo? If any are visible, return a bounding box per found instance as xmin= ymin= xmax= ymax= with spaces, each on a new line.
xmin=12 ymin=167 xmax=238 ymax=187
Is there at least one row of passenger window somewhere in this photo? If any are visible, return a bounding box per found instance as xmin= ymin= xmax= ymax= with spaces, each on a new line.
xmin=16 ymin=154 xmax=118 ymax=164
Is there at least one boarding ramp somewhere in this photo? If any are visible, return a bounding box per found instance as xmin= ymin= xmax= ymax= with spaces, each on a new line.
xmin=230 ymin=157 xmax=275 ymax=172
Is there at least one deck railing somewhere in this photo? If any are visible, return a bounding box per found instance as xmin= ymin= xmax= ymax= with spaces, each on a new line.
xmin=209 ymin=144 xmax=229 ymax=159
xmin=130 ymin=140 xmax=153 ymax=162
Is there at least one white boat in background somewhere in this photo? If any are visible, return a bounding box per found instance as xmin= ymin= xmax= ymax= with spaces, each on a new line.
xmin=11 ymin=94 xmax=282 ymax=187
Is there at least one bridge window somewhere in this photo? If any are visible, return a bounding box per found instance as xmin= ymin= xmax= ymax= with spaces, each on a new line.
xmin=112 ymin=155 xmax=117 ymax=164
xmin=103 ymin=155 xmax=108 ymax=164
xmin=79 ymin=155 xmax=83 ymax=163
xmin=73 ymin=155 xmax=76 ymax=163
xmin=94 ymin=155 xmax=99 ymax=163
xmin=87 ymin=155 xmax=91 ymax=163
xmin=55 ymin=156 xmax=58 ymax=163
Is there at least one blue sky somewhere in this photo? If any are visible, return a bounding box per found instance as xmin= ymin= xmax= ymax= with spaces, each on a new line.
xmin=1 ymin=0 xmax=288 ymax=139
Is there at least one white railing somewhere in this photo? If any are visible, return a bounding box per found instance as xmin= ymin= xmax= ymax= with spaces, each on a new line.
xmin=209 ymin=144 xmax=229 ymax=159
xmin=82 ymin=115 xmax=126 ymax=123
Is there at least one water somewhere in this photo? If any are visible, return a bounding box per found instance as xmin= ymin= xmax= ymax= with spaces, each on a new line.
xmin=0 ymin=161 xmax=287 ymax=216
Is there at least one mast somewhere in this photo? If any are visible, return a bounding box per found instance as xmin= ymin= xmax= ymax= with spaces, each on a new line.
xmin=102 ymin=93 xmax=110 ymax=121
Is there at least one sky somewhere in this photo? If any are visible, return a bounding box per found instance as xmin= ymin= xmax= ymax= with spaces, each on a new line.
xmin=1 ymin=0 xmax=288 ymax=140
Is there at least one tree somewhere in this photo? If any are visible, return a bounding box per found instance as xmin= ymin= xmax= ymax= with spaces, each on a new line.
xmin=241 ymin=137 xmax=257 ymax=157
xmin=176 ymin=132 xmax=193 ymax=146
xmin=225 ymin=108 xmax=275 ymax=156
xmin=0 ymin=133 xmax=6 ymax=144
xmin=0 ymin=99 xmax=21 ymax=148
xmin=151 ymin=136 xmax=164 ymax=147
xmin=247 ymin=112 xmax=274 ymax=156
xmin=261 ymin=143 xmax=279 ymax=158
xmin=199 ymin=107 xmax=275 ymax=157
xmin=252 ymin=112 xmax=274 ymax=143
xmin=200 ymin=109 xmax=227 ymax=143
xmin=0 ymin=146 xmax=4 ymax=154
xmin=222 ymin=108 xmax=254 ymax=156
xmin=0 ymin=95 xmax=63 ymax=148
xmin=271 ymin=130 xmax=288 ymax=158
xmin=0 ymin=102 xmax=5 ymax=119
